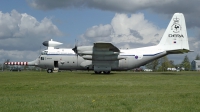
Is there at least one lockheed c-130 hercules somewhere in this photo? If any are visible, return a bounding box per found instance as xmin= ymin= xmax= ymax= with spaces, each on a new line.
xmin=5 ymin=13 xmax=192 ymax=74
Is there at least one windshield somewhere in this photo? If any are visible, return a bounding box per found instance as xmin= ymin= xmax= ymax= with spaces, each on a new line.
xmin=41 ymin=50 xmax=48 ymax=55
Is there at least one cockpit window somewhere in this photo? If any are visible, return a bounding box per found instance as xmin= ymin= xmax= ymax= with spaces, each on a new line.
xmin=41 ymin=51 xmax=48 ymax=55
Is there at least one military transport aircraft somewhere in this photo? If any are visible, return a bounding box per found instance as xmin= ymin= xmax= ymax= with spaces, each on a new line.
xmin=5 ymin=13 xmax=192 ymax=74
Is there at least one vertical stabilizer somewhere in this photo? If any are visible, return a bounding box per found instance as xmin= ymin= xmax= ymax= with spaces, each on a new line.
xmin=158 ymin=13 xmax=190 ymax=53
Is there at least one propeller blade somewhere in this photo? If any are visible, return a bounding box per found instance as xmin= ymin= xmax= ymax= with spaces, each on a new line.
xmin=72 ymin=46 xmax=77 ymax=54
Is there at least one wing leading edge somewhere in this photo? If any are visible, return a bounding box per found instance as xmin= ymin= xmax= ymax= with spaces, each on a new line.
xmin=77 ymin=42 xmax=124 ymax=61
xmin=93 ymin=42 xmax=120 ymax=52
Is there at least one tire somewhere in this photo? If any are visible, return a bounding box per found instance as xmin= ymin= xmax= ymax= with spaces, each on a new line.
xmin=94 ymin=71 xmax=101 ymax=74
xmin=47 ymin=69 xmax=52 ymax=73
xmin=103 ymin=71 xmax=110 ymax=74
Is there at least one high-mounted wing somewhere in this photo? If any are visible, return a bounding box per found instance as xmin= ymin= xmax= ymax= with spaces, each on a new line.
xmin=76 ymin=42 xmax=124 ymax=61
xmin=93 ymin=42 xmax=120 ymax=52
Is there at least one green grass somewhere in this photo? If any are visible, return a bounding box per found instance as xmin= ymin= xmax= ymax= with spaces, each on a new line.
xmin=0 ymin=71 xmax=200 ymax=112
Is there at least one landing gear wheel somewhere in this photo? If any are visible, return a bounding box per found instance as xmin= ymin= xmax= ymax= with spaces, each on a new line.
xmin=47 ymin=69 xmax=53 ymax=73
xmin=103 ymin=71 xmax=110 ymax=74
xmin=95 ymin=71 xmax=101 ymax=74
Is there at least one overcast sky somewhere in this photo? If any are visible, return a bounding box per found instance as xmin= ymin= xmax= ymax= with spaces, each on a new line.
xmin=0 ymin=0 xmax=200 ymax=64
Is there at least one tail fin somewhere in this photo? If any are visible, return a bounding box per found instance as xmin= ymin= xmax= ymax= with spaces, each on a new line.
xmin=158 ymin=13 xmax=190 ymax=53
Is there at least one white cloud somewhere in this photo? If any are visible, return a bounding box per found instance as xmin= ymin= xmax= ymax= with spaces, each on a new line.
xmin=80 ymin=24 xmax=113 ymax=44
xmin=111 ymin=13 xmax=164 ymax=45
xmin=84 ymin=24 xmax=112 ymax=38
xmin=0 ymin=10 xmax=62 ymax=50
xmin=0 ymin=10 xmax=62 ymax=62
xmin=0 ymin=10 xmax=61 ymax=40
xmin=80 ymin=13 xmax=165 ymax=48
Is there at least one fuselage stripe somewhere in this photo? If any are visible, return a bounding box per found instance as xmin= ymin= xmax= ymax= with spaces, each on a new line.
xmin=119 ymin=52 xmax=163 ymax=56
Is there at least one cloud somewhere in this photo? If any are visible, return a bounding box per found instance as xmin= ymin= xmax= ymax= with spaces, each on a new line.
xmin=80 ymin=24 xmax=113 ymax=45
xmin=0 ymin=10 xmax=62 ymax=50
xmin=80 ymin=13 xmax=164 ymax=48
xmin=111 ymin=13 xmax=164 ymax=45
xmin=29 ymin=0 xmax=200 ymax=28
xmin=29 ymin=0 xmax=173 ymax=12
xmin=0 ymin=10 xmax=62 ymax=62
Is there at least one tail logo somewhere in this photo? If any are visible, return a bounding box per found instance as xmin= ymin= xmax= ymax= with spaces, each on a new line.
xmin=171 ymin=17 xmax=181 ymax=33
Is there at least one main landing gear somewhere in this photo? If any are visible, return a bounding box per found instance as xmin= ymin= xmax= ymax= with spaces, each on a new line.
xmin=47 ymin=69 xmax=53 ymax=73
xmin=94 ymin=71 xmax=110 ymax=74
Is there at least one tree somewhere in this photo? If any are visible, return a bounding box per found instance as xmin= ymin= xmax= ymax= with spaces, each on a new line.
xmin=181 ymin=55 xmax=191 ymax=71
xmin=169 ymin=60 xmax=175 ymax=68
xmin=3 ymin=59 xmax=10 ymax=70
xmin=195 ymin=54 xmax=200 ymax=60
xmin=145 ymin=59 xmax=160 ymax=71
xmin=158 ymin=56 xmax=171 ymax=71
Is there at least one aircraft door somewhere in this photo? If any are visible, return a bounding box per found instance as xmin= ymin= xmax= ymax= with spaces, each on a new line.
xmin=54 ymin=61 xmax=58 ymax=68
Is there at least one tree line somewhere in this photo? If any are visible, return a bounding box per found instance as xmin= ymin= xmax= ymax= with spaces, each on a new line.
xmin=145 ymin=54 xmax=200 ymax=71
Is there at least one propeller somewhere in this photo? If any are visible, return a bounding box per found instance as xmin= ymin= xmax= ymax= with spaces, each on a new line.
xmin=72 ymin=46 xmax=78 ymax=54
xmin=72 ymin=39 xmax=78 ymax=54
xmin=72 ymin=39 xmax=79 ymax=68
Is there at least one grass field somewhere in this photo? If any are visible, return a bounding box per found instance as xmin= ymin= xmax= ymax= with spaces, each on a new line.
xmin=0 ymin=71 xmax=200 ymax=112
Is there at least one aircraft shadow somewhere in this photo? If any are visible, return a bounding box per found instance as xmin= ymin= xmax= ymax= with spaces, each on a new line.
xmin=91 ymin=73 xmax=116 ymax=75
xmin=160 ymin=72 xmax=181 ymax=75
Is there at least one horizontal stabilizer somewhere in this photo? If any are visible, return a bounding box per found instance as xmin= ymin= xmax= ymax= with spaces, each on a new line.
xmin=166 ymin=49 xmax=192 ymax=54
